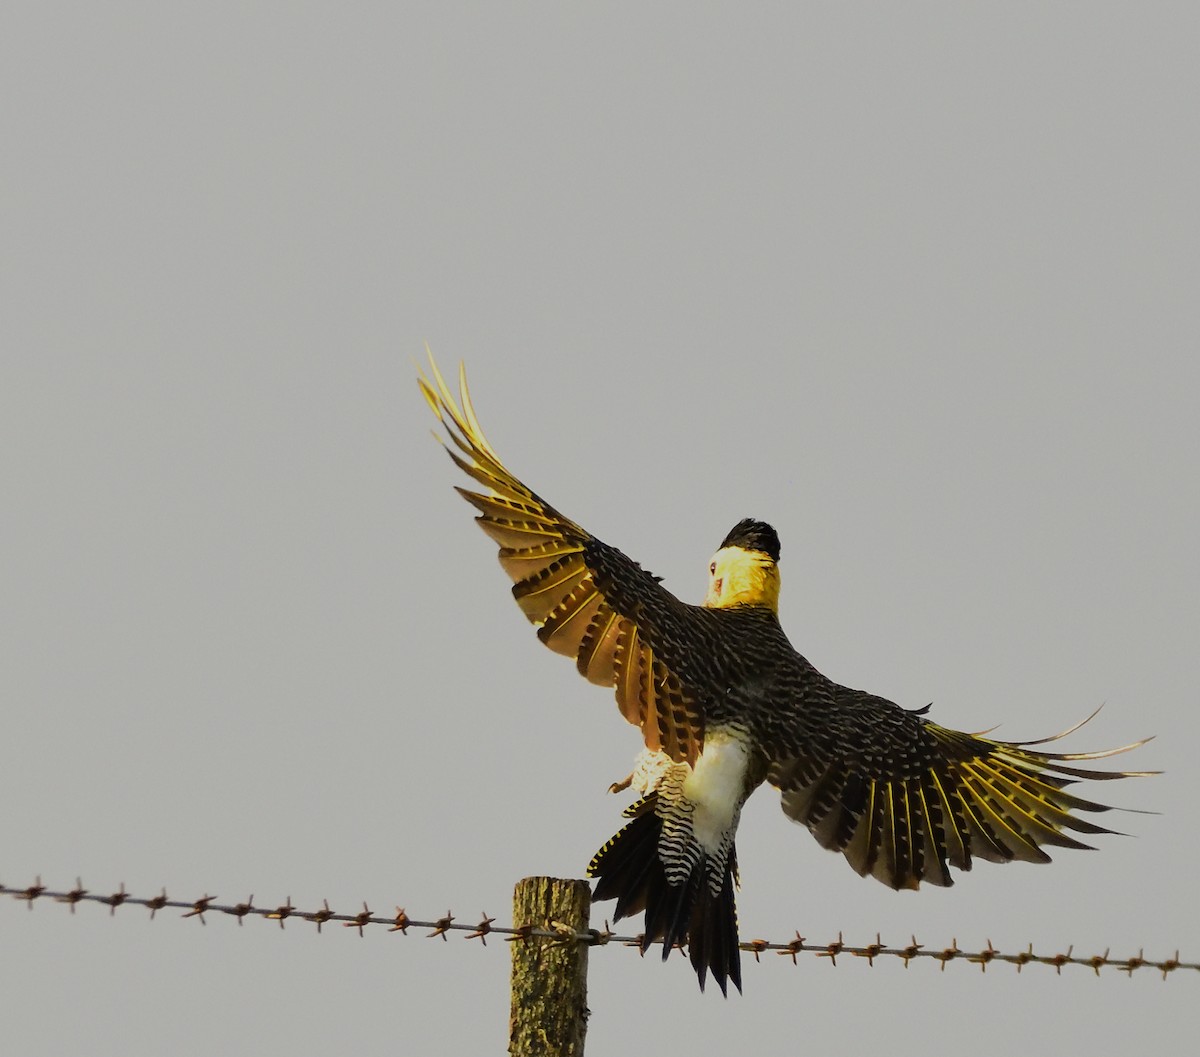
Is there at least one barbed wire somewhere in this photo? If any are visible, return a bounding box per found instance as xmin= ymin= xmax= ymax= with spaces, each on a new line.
xmin=3 ymin=877 xmax=1194 ymax=980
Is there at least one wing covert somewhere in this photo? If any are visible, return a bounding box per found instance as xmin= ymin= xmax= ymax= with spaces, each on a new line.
xmin=419 ymin=355 xmax=708 ymax=765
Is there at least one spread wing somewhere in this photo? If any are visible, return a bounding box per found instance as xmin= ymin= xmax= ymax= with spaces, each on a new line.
xmin=419 ymin=356 xmax=712 ymax=765
xmin=768 ymin=688 xmax=1153 ymax=889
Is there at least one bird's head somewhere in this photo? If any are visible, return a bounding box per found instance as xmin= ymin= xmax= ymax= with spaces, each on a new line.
xmin=704 ymin=518 xmax=781 ymax=612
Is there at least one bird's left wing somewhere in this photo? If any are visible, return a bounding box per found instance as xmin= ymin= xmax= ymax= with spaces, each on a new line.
xmin=419 ymin=356 xmax=711 ymax=766
xmin=767 ymin=687 xmax=1153 ymax=890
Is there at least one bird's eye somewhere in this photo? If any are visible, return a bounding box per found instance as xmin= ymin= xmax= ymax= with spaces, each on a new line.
xmin=710 ymin=562 xmax=717 ymax=575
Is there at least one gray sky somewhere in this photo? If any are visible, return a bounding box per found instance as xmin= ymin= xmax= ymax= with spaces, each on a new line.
xmin=3 ymin=4 xmax=1197 ymax=1054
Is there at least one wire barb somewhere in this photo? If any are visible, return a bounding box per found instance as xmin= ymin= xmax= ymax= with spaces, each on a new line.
xmin=937 ymin=938 xmax=961 ymax=972
xmin=101 ymin=883 xmax=128 ymax=916
xmin=308 ymin=900 xmax=334 ymax=934
xmin=17 ymin=876 xmax=46 ymax=909
xmin=183 ymin=895 xmax=217 ymax=925
xmin=855 ymin=933 xmax=884 ymax=967
xmin=4 ymin=877 xmax=1195 ymax=980
xmin=428 ymin=912 xmax=454 ymax=941
xmin=817 ymin=931 xmax=844 ymax=966
xmin=587 ymin=921 xmax=614 ymax=947
xmin=465 ymin=914 xmax=496 ymax=944
xmin=266 ymin=897 xmax=294 ymax=929
xmin=146 ymin=889 xmax=169 ymax=920
xmin=969 ymin=939 xmax=999 ymax=972
xmin=345 ymin=903 xmax=373 ymax=937
xmin=57 ymin=878 xmax=88 ymax=913
xmin=224 ymin=896 xmax=255 ymax=926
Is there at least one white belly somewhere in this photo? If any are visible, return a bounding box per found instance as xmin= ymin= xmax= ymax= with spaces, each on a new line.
xmin=681 ymin=730 xmax=752 ymax=853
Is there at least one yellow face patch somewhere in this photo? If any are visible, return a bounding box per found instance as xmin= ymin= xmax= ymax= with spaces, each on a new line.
xmin=704 ymin=546 xmax=780 ymax=611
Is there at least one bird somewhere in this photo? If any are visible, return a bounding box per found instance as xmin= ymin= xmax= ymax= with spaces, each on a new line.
xmin=418 ymin=355 xmax=1152 ymax=996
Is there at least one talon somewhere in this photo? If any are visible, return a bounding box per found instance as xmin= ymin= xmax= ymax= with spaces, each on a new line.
xmin=608 ymin=773 xmax=633 ymax=794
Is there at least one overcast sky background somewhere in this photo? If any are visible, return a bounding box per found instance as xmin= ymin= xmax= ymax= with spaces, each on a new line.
xmin=3 ymin=4 xmax=1197 ymax=1054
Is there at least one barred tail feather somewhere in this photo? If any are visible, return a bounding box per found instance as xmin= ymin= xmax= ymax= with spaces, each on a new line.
xmin=685 ymin=846 xmax=740 ymax=995
xmin=588 ymin=794 xmax=742 ymax=996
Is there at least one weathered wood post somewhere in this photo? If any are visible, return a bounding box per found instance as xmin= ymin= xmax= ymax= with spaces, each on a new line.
xmin=509 ymin=877 xmax=591 ymax=1056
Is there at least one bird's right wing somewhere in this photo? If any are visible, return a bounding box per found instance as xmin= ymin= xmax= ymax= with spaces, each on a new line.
xmin=419 ymin=355 xmax=714 ymax=766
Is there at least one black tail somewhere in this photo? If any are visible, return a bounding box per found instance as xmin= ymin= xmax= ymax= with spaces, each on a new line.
xmin=587 ymin=793 xmax=742 ymax=995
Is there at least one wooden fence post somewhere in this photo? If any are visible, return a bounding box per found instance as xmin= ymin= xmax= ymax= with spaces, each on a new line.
xmin=509 ymin=876 xmax=591 ymax=1057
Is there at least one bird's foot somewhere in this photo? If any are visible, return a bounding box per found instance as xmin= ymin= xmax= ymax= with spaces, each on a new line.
xmin=608 ymin=773 xmax=633 ymax=794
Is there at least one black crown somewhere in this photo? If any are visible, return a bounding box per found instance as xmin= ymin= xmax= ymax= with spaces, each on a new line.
xmin=719 ymin=519 xmax=781 ymax=562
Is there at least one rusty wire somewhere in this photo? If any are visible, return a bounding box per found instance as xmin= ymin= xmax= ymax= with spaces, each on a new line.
xmin=3 ymin=877 xmax=1194 ymax=980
